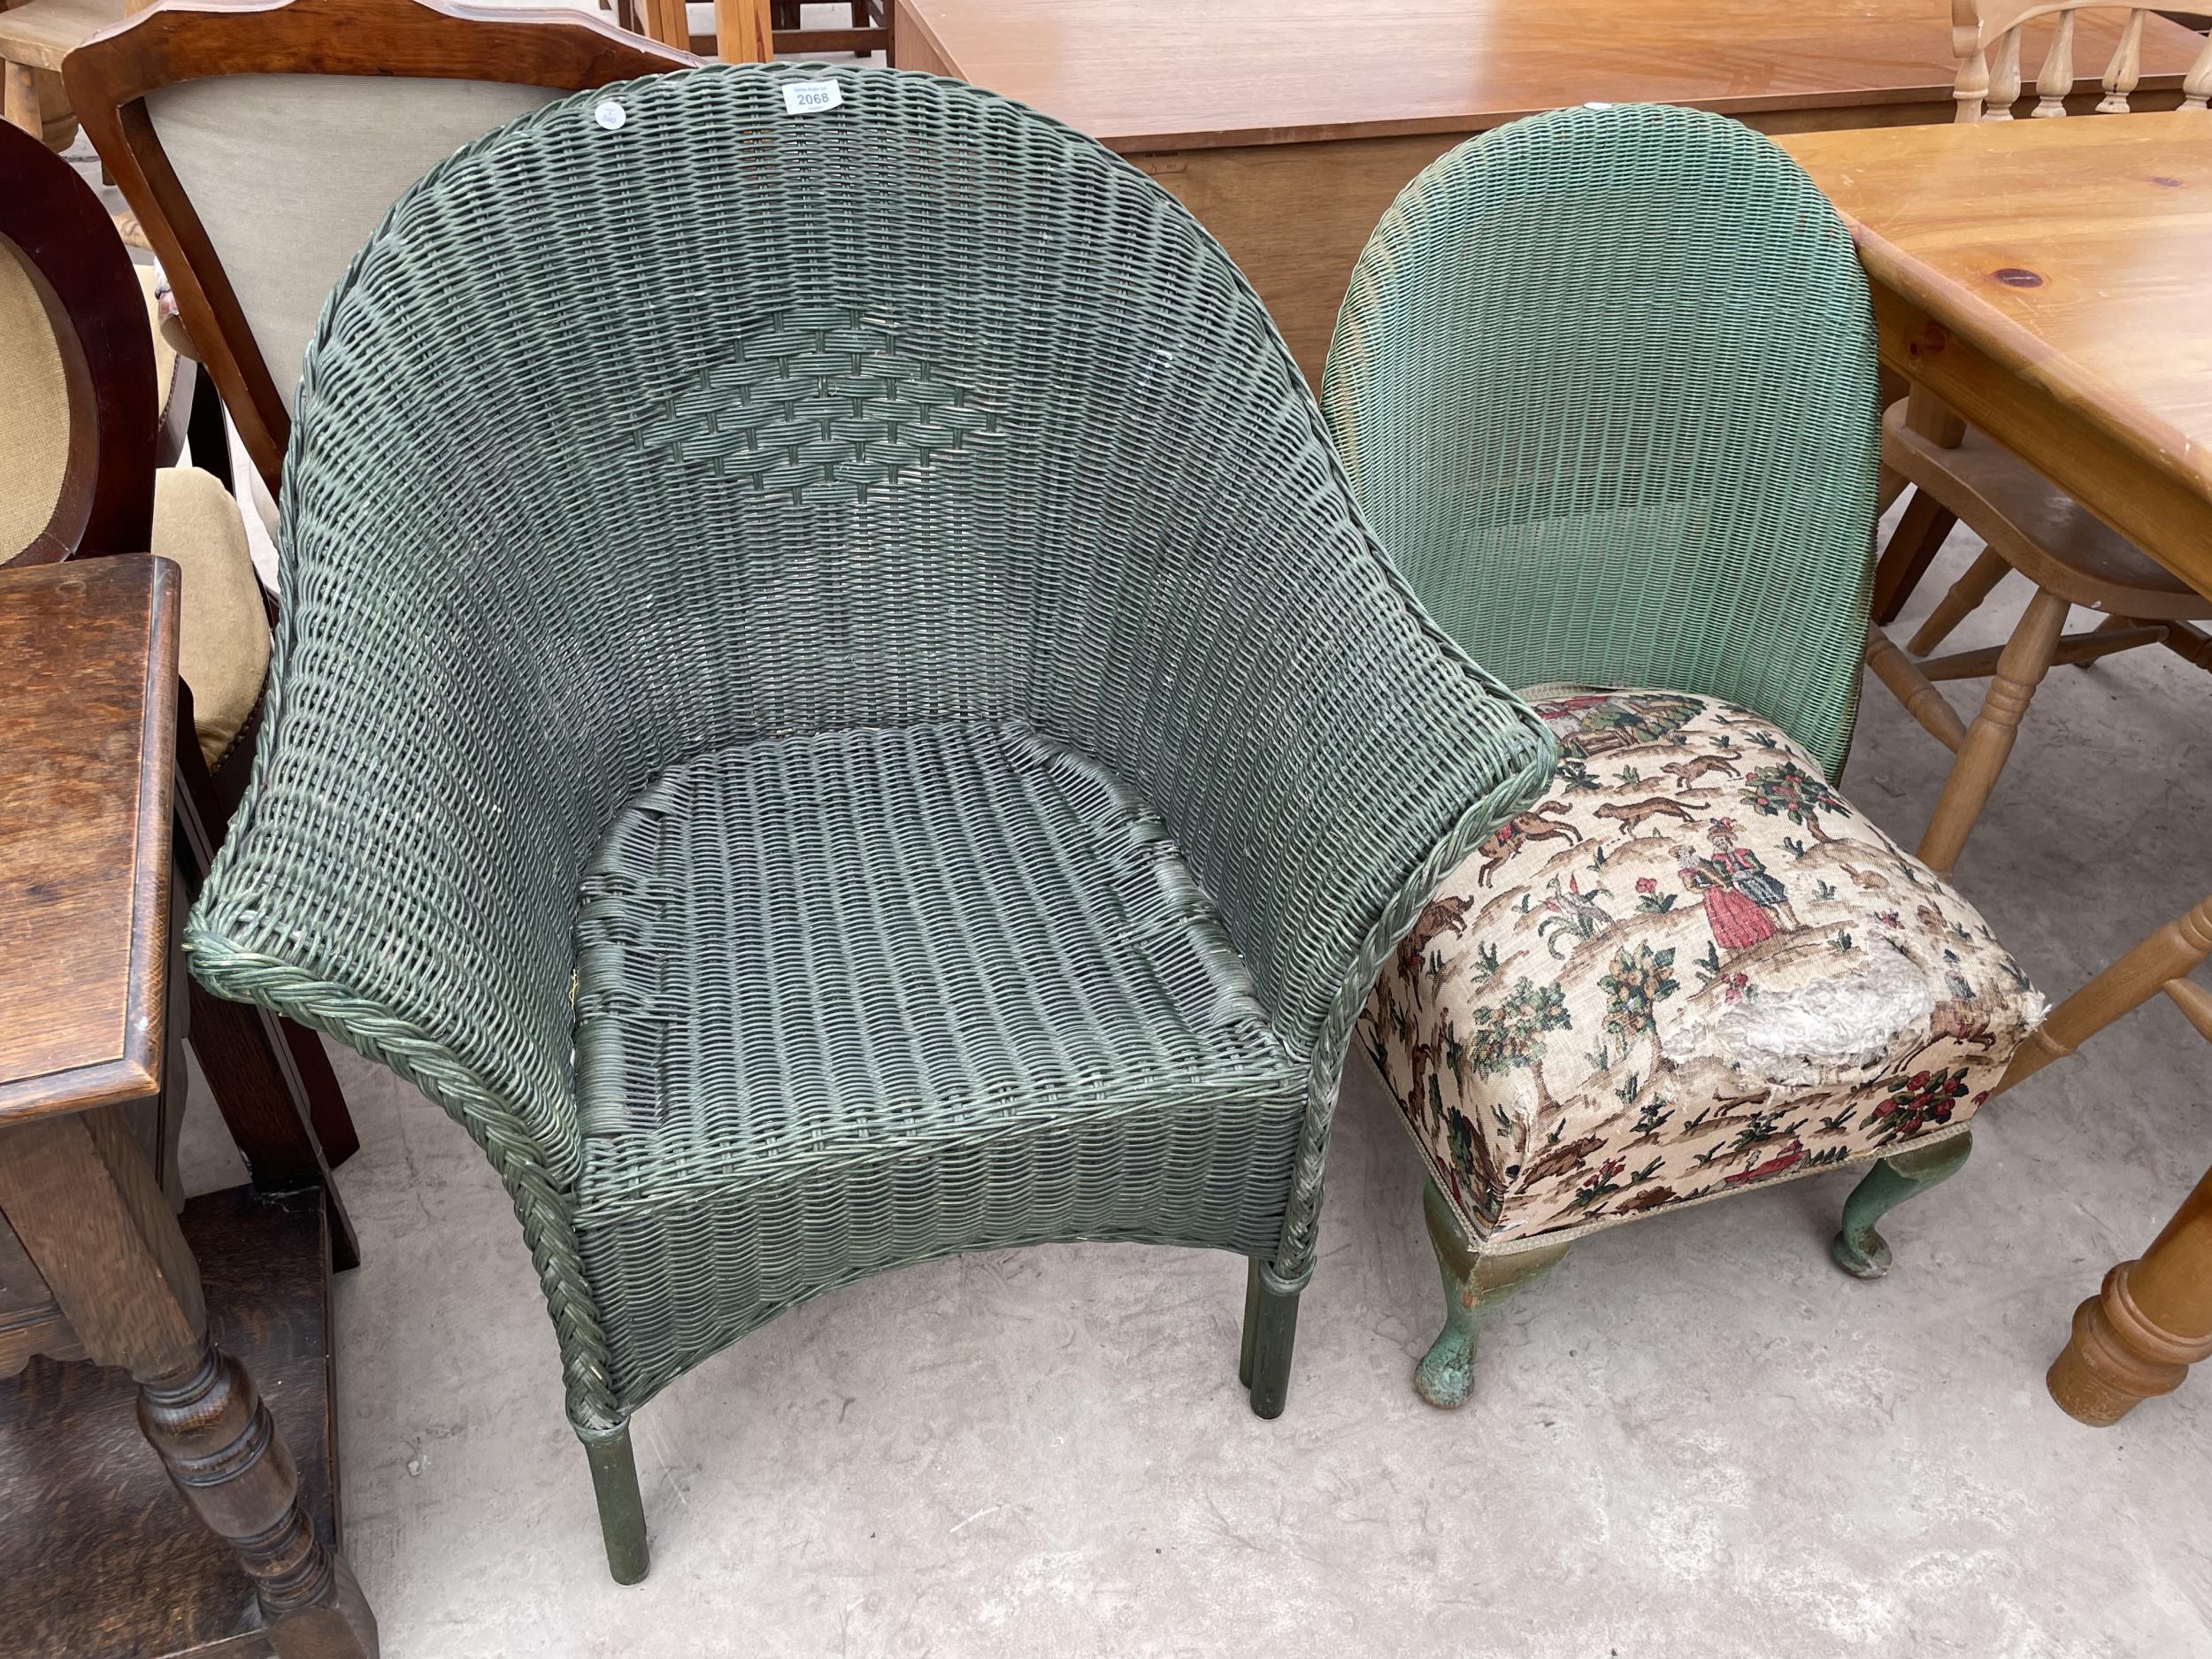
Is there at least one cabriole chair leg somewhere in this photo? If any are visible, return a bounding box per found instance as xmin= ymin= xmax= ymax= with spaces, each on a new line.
xmin=1415 ymin=1177 xmax=1569 ymax=1409
xmin=1241 ymin=1259 xmax=1302 ymax=1420
xmin=582 ymin=1425 xmax=649 ymax=1585
xmin=1832 ymin=1131 xmax=1973 ymax=1280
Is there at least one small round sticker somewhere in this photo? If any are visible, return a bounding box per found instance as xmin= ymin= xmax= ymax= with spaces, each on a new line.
xmin=595 ymin=100 xmax=626 ymax=131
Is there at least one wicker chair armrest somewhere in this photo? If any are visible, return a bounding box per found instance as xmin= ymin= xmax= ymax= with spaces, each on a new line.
xmin=1133 ymin=572 xmax=1555 ymax=1054
xmin=180 ymin=626 xmax=595 ymax=1190
xmin=1110 ymin=561 xmax=1555 ymax=1284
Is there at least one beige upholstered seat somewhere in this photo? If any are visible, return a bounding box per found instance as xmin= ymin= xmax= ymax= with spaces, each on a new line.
xmin=1363 ymin=688 xmax=2046 ymax=1254
xmin=152 ymin=465 xmax=270 ymax=765
xmin=3 ymin=235 xmax=265 ymax=764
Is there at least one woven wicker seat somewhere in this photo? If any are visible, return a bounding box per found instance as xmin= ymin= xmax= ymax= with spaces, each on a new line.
xmin=571 ymin=719 xmax=1310 ymax=1399
xmin=183 ymin=63 xmax=1555 ymax=1582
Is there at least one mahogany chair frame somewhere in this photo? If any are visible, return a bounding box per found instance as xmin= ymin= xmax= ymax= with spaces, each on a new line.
xmin=0 ymin=119 xmax=365 ymax=1261
xmin=0 ymin=115 xmax=156 ymax=567
xmin=62 ymin=0 xmax=696 ymax=1180
xmin=65 ymin=0 xmax=699 ymax=501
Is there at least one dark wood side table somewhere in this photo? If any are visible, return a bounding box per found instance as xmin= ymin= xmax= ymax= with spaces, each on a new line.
xmin=0 ymin=557 xmax=376 ymax=1659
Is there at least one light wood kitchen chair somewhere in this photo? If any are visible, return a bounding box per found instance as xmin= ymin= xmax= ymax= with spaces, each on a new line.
xmin=2001 ymin=890 xmax=2212 ymax=1423
xmin=1863 ymin=0 xmax=2212 ymax=877
xmin=615 ymin=0 xmax=872 ymax=61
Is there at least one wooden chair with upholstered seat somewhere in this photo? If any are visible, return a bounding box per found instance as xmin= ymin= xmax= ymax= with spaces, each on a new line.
xmin=1322 ymin=104 xmax=2047 ymax=1411
xmin=60 ymin=0 xmax=691 ymax=1171
xmin=1862 ymin=0 xmax=2212 ymax=877
xmin=65 ymin=0 xmax=696 ymax=510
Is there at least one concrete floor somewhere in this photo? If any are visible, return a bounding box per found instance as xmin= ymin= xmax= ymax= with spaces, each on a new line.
xmin=167 ymin=516 xmax=2212 ymax=1659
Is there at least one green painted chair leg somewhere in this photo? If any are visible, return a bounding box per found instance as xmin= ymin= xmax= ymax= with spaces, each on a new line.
xmin=583 ymin=1425 xmax=649 ymax=1585
xmin=1238 ymin=1257 xmax=1262 ymax=1388
xmin=1415 ymin=1177 xmax=1569 ymax=1409
xmin=1832 ymin=1130 xmax=1973 ymax=1280
xmin=1243 ymin=1263 xmax=1302 ymax=1420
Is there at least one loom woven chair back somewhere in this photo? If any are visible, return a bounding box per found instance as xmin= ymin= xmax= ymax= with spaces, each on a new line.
xmin=1952 ymin=0 xmax=2212 ymax=119
xmin=1321 ymin=104 xmax=1881 ymax=778
xmin=65 ymin=0 xmax=696 ymax=499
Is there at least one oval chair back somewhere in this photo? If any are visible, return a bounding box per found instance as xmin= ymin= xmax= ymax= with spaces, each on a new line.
xmin=1322 ymin=102 xmax=1881 ymax=777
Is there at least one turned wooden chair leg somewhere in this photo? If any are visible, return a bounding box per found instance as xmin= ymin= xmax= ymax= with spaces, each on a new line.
xmin=1998 ymin=895 xmax=2212 ymax=1096
xmin=1871 ymin=487 xmax=1960 ymax=626
xmin=1413 ymin=1177 xmax=1568 ymax=1409
xmin=2156 ymin=618 xmax=2212 ymax=673
xmin=1832 ymin=1132 xmax=1973 ymax=1279
xmin=1866 ymin=623 xmax=1968 ymax=751
xmin=583 ymin=1425 xmax=650 ymax=1585
xmin=1240 ymin=1256 xmax=1302 ymax=1420
xmin=1916 ymin=587 xmax=2069 ymax=878
xmin=2049 ymin=1164 xmax=2212 ymax=1425
xmin=1909 ymin=544 xmax=2013 ymax=656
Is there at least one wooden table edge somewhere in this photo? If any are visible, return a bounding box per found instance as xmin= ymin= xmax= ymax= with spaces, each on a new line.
xmin=972 ymin=85 xmax=1976 ymax=156
xmin=1845 ymin=219 xmax=2212 ymax=511
xmin=0 ymin=555 xmax=180 ymax=1130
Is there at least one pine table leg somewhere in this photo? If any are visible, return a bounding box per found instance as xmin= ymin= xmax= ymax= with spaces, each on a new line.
xmin=2049 ymin=1165 xmax=2212 ymax=1426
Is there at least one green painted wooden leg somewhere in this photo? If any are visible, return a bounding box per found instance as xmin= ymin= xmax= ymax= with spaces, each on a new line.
xmin=1832 ymin=1130 xmax=1973 ymax=1280
xmin=1416 ymin=1177 xmax=1569 ymax=1409
xmin=1242 ymin=1263 xmax=1302 ymax=1421
xmin=583 ymin=1425 xmax=649 ymax=1585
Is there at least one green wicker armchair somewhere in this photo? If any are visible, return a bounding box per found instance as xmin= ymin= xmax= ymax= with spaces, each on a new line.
xmin=183 ymin=63 xmax=1554 ymax=1579
xmin=1322 ymin=106 xmax=2043 ymax=1409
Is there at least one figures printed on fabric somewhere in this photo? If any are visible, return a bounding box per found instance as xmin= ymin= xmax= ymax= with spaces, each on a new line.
xmin=1471 ymin=801 xmax=1583 ymax=888
xmin=1358 ymin=688 xmax=2045 ymax=1252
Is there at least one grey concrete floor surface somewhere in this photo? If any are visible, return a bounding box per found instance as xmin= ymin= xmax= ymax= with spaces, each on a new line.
xmin=169 ymin=518 xmax=2212 ymax=1655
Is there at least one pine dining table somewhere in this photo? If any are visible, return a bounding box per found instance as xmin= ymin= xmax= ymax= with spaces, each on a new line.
xmin=887 ymin=0 xmax=2210 ymax=381
xmin=1779 ymin=110 xmax=2212 ymax=1427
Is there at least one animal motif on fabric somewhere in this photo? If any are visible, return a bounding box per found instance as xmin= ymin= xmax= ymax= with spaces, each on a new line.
xmin=1363 ymin=688 xmax=2044 ymax=1248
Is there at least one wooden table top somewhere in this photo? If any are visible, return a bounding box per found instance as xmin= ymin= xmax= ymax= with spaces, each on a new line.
xmin=897 ymin=0 xmax=2208 ymax=151
xmin=1782 ymin=112 xmax=2212 ymax=516
xmin=0 ymin=557 xmax=179 ymax=1121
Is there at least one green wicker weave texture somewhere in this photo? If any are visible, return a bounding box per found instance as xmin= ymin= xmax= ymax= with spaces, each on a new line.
xmin=183 ymin=63 xmax=1555 ymax=1431
xmin=1321 ymin=103 xmax=1882 ymax=777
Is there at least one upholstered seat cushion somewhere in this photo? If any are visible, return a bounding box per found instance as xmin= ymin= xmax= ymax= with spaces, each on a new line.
xmin=1362 ymin=687 xmax=2044 ymax=1253
xmin=152 ymin=466 xmax=271 ymax=766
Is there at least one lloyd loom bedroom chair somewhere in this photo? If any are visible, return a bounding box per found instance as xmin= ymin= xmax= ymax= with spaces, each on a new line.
xmin=181 ymin=63 xmax=1555 ymax=1580
xmin=1861 ymin=0 xmax=2212 ymax=876
xmin=1322 ymin=104 xmax=2047 ymax=1409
